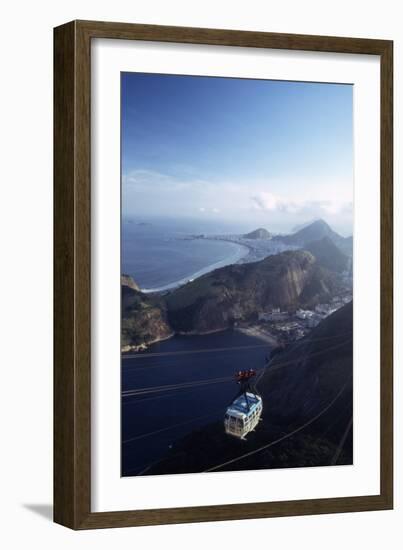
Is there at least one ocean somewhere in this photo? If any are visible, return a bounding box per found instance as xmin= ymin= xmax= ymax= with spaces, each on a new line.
xmin=122 ymin=217 xmax=249 ymax=291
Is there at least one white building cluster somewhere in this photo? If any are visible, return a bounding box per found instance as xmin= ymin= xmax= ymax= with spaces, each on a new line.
xmin=257 ymin=293 xmax=352 ymax=342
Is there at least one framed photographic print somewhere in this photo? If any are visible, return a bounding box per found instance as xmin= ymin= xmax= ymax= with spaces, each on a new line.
xmin=54 ymin=20 xmax=393 ymax=529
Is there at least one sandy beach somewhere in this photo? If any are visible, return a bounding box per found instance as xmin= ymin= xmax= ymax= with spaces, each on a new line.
xmin=236 ymin=325 xmax=279 ymax=346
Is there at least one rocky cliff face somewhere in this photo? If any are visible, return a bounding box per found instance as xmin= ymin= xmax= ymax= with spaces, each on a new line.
xmin=121 ymin=274 xmax=140 ymax=291
xmin=166 ymin=250 xmax=340 ymax=334
xmin=121 ymin=286 xmax=172 ymax=349
xmin=121 ymin=248 xmax=344 ymax=347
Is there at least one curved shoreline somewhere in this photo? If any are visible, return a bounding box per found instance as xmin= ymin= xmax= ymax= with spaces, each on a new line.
xmin=140 ymin=240 xmax=249 ymax=294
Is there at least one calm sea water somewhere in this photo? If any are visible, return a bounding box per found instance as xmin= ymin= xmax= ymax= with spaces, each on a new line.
xmin=121 ymin=330 xmax=270 ymax=476
xmin=122 ymin=217 xmax=249 ymax=291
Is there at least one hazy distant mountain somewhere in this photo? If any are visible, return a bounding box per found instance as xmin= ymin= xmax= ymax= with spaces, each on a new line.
xmin=243 ymin=227 xmax=272 ymax=239
xmin=341 ymin=235 xmax=353 ymax=256
xmin=292 ymin=219 xmax=321 ymax=233
xmin=275 ymin=219 xmax=353 ymax=256
xmin=278 ymin=219 xmax=339 ymax=245
xmin=304 ymin=236 xmax=349 ymax=273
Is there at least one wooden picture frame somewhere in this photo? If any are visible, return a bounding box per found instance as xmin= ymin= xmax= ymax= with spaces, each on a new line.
xmin=54 ymin=20 xmax=393 ymax=529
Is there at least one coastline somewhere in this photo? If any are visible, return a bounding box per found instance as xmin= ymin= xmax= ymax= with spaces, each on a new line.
xmin=121 ymin=325 xmax=280 ymax=354
xmin=121 ymin=328 xmax=233 ymax=354
xmin=140 ymin=240 xmax=249 ymax=294
xmin=121 ymin=331 xmax=175 ymax=354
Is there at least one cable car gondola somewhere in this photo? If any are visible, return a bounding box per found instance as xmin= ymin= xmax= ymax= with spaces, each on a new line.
xmin=224 ymin=369 xmax=263 ymax=440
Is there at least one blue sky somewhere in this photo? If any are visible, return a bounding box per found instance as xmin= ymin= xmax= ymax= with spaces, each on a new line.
xmin=122 ymin=72 xmax=353 ymax=234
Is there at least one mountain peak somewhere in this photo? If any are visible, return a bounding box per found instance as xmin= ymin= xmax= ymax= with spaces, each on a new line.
xmin=283 ymin=219 xmax=338 ymax=243
xmin=310 ymin=218 xmax=330 ymax=229
xmin=275 ymin=219 xmax=352 ymax=256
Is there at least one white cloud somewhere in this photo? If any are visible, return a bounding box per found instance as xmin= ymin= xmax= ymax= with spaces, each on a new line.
xmin=251 ymin=192 xmax=279 ymax=211
xmin=123 ymin=169 xmax=171 ymax=186
xmin=199 ymin=207 xmax=221 ymax=214
xmin=123 ymin=169 xmax=208 ymax=191
xmin=122 ymin=168 xmax=353 ymax=233
xmin=250 ymin=191 xmax=352 ymax=218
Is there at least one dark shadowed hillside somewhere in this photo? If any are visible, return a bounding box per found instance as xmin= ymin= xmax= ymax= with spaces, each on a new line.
xmin=147 ymin=302 xmax=353 ymax=475
xmin=259 ymin=300 xmax=352 ymax=422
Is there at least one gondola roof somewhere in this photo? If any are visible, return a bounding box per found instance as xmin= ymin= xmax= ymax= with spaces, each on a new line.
xmin=226 ymin=392 xmax=262 ymax=418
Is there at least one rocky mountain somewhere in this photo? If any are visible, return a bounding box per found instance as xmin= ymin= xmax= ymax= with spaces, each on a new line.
xmin=342 ymin=235 xmax=353 ymax=256
xmin=121 ymin=243 xmax=348 ymax=347
xmin=292 ymin=219 xmax=320 ymax=233
xmin=166 ymin=250 xmax=341 ymax=334
xmin=147 ymin=301 xmax=353 ymax=475
xmin=304 ymin=236 xmax=349 ymax=273
xmin=121 ymin=274 xmax=140 ymax=291
xmin=244 ymin=227 xmax=272 ymax=239
xmin=275 ymin=219 xmax=352 ymax=256
xmin=121 ymin=286 xmax=172 ymax=350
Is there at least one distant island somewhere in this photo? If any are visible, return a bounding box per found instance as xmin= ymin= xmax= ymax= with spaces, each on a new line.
xmin=243 ymin=227 xmax=272 ymax=240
